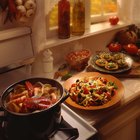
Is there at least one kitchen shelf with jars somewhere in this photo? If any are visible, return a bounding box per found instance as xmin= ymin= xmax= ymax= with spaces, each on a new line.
xmin=45 ymin=21 xmax=132 ymax=49
xmin=43 ymin=0 xmax=132 ymax=52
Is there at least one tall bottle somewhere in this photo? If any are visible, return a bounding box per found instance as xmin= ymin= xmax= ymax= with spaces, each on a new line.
xmin=58 ymin=0 xmax=70 ymax=39
xmin=72 ymin=0 xmax=85 ymax=36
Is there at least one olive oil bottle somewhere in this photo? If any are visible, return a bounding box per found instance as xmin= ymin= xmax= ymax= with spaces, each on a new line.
xmin=72 ymin=0 xmax=85 ymax=36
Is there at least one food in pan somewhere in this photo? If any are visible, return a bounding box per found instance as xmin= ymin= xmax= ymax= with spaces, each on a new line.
xmin=5 ymin=81 xmax=61 ymax=113
xmin=69 ymin=76 xmax=118 ymax=106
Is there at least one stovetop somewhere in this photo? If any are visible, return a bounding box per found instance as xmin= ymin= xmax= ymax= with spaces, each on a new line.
xmin=0 ymin=116 xmax=79 ymax=140
xmin=0 ymin=67 xmax=98 ymax=140
xmin=0 ymin=104 xmax=98 ymax=140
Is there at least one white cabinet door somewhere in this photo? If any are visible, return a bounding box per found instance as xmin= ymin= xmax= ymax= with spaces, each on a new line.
xmin=107 ymin=120 xmax=136 ymax=140
xmin=97 ymin=99 xmax=140 ymax=140
xmin=0 ymin=27 xmax=33 ymax=68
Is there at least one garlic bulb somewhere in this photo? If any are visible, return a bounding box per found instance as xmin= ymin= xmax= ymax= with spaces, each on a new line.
xmin=17 ymin=5 xmax=26 ymax=16
xmin=15 ymin=0 xmax=23 ymax=5
xmin=16 ymin=0 xmax=36 ymax=22
xmin=26 ymin=9 xmax=35 ymax=17
xmin=24 ymin=0 xmax=36 ymax=10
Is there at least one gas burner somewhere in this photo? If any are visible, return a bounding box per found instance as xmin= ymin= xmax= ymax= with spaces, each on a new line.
xmin=0 ymin=116 xmax=79 ymax=140
xmin=48 ymin=117 xmax=79 ymax=140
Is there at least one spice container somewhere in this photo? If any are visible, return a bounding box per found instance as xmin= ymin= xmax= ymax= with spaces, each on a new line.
xmin=42 ymin=49 xmax=53 ymax=73
xmin=72 ymin=0 xmax=85 ymax=36
xmin=58 ymin=0 xmax=70 ymax=39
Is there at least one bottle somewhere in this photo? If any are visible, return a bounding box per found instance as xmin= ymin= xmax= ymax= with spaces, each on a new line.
xmin=72 ymin=0 xmax=85 ymax=36
xmin=58 ymin=0 xmax=70 ymax=39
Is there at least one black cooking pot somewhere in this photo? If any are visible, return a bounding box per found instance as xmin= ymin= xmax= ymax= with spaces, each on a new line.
xmin=0 ymin=77 xmax=69 ymax=140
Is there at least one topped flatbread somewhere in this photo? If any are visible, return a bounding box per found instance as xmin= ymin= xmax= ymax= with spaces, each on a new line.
xmin=95 ymin=59 xmax=107 ymax=67
xmin=99 ymin=52 xmax=112 ymax=61
xmin=93 ymin=52 xmax=130 ymax=71
xmin=105 ymin=62 xmax=119 ymax=70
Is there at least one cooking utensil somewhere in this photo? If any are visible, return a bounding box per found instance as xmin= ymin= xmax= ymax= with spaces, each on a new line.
xmin=0 ymin=77 xmax=69 ymax=140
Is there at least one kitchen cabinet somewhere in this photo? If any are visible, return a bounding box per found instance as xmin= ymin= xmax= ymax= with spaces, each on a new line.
xmin=0 ymin=27 xmax=34 ymax=72
xmin=95 ymin=98 xmax=140 ymax=140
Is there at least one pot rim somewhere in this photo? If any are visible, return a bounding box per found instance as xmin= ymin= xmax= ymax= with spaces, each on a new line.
xmin=0 ymin=77 xmax=66 ymax=116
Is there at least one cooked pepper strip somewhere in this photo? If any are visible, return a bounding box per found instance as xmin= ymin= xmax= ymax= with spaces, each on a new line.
xmin=25 ymin=81 xmax=34 ymax=97
xmin=22 ymin=97 xmax=52 ymax=112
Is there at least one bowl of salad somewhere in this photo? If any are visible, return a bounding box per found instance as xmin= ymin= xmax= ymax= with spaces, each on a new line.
xmin=65 ymin=49 xmax=91 ymax=71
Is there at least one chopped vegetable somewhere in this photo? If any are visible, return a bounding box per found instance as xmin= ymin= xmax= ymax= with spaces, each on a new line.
xmin=61 ymin=73 xmax=72 ymax=81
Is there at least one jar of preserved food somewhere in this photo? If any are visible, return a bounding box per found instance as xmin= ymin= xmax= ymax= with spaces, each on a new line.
xmin=58 ymin=0 xmax=70 ymax=39
xmin=72 ymin=0 xmax=85 ymax=36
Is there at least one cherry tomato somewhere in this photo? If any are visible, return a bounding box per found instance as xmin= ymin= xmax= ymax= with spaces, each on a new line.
xmin=109 ymin=16 xmax=119 ymax=25
xmin=123 ymin=44 xmax=138 ymax=55
xmin=71 ymin=83 xmax=76 ymax=87
xmin=108 ymin=42 xmax=122 ymax=52
xmin=83 ymin=87 xmax=89 ymax=94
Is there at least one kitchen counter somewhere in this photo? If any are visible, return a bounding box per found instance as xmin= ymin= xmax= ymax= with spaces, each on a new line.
xmin=47 ymin=59 xmax=140 ymax=128
xmin=32 ymin=54 xmax=140 ymax=139
xmin=33 ymin=40 xmax=140 ymax=139
xmin=61 ymin=71 xmax=140 ymax=139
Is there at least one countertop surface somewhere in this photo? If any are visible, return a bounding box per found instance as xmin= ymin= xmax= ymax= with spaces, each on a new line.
xmin=24 ymin=62 xmax=140 ymax=128
xmin=1 ymin=63 xmax=139 ymax=136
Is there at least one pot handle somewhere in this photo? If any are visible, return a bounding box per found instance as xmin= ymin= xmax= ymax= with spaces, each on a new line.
xmin=60 ymin=89 xmax=69 ymax=103
xmin=0 ymin=106 xmax=7 ymax=122
xmin=0 ymin=106 xmax=4 ymax=111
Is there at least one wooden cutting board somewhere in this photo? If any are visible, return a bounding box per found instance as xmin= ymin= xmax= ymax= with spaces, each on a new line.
xmin=87 ymin=56 xmax=140 ymax=78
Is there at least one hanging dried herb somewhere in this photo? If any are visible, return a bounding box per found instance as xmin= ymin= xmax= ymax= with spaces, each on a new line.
xmin=0 ymin=0 xmax=8 ymax=11
xmin=4 ymin=0 xmax=17 ymax=23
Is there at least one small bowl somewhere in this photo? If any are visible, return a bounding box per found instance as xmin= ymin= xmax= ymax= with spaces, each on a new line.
xmin=65 ymin=49 xmax=91 ymax=71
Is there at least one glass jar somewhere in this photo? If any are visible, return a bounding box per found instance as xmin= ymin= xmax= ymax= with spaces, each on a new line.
xmin=72 ymin=0 xmax=85 ymax=36
xmin=58 ymin=0 xmax=70 ymax=39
